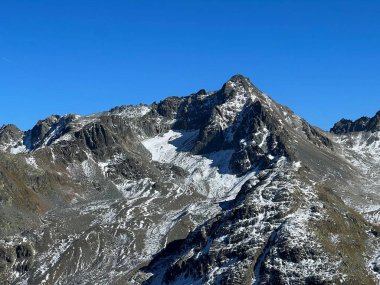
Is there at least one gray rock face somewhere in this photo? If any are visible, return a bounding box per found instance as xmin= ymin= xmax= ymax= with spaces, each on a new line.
xmin=0 ymin=75 xmax=379 ymax=285
xmin=0 ymin=125 xmax=23 ymax=146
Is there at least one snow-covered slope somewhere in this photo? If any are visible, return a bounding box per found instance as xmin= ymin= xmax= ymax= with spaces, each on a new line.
xmin=332 ymin=131 xmax=380 ymax=221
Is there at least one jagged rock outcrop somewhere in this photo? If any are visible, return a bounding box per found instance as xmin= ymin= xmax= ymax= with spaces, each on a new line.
xmin=331 ymin=110 xmax=380 ymax=134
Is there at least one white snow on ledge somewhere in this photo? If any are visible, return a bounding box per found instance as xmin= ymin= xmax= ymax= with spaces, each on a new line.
xmin=25 ymin=157 xmax=38 ymax=168
xmin=10 ymin=144 xmax=27 ymax=154
xmin=117 ymin=105 xmax=151 ymax=118
xmin=142 ymin=130 xmax=257 ymax=200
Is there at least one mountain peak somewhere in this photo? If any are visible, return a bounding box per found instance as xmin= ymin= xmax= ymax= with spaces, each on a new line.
xmin=228 ymin=74 xmax=250 ymax=83
xmin=0 ymin=124 xmax=23 ymax=146
xmin=222 ymin=74 xmax=263 ymax=99
xmin=225 ymin=74 xmax=254 ymax=90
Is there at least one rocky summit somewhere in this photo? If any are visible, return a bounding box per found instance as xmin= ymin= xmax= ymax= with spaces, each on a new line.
xmin=0 ymin=75 xmax=379 ymax=285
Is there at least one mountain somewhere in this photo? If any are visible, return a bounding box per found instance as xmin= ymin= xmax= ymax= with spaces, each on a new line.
xmin=0 ymin=75 xmax=379 ymax=285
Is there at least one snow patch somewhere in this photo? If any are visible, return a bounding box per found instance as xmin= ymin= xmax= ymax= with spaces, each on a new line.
xmin=116 ymin=105 xmax=151 ymax=118
xmin=142 ymin=130 xmax=257 ymax=200
xmin=25 ymin=157 xmax=38 ymax=168
xmin=10 ymin=144 xmax=27 ymax=154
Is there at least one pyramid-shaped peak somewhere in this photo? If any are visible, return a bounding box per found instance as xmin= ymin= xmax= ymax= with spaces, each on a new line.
xmin=227 ymin=74 xmax=253 ymax=85
xmin=229 ymin=74 xmax=250 ymax=82
xmin=226 ymin=74 xmax=263 ymax=91
xmin=221 ymin=74 xmax=263 ymax=100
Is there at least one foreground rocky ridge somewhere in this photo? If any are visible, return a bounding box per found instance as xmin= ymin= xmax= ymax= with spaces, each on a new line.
xmin=0 ymin=75 xmax=379 ymax=284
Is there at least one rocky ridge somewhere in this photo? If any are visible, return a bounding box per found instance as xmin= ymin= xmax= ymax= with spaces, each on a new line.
xmin=331 ymin=111 xmax=380 ymax=134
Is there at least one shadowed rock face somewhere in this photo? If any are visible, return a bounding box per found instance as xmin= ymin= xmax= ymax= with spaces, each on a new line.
xmin=331 ymin=111 xmax=380 ymax=134
xmin=0 ymin=75 xmax=379 ymax=285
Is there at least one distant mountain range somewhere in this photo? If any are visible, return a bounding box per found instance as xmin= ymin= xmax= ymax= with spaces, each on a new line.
xmin=0 ymin=75 xmax=379 ymax=284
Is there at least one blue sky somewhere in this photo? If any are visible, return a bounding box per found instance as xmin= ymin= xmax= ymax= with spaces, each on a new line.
xmin=1 ymin=0 xmax=379 ymax=130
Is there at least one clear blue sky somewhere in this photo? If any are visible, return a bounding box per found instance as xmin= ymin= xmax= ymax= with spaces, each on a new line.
xmin=1 ymin=0 xmax=379 ymax=131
